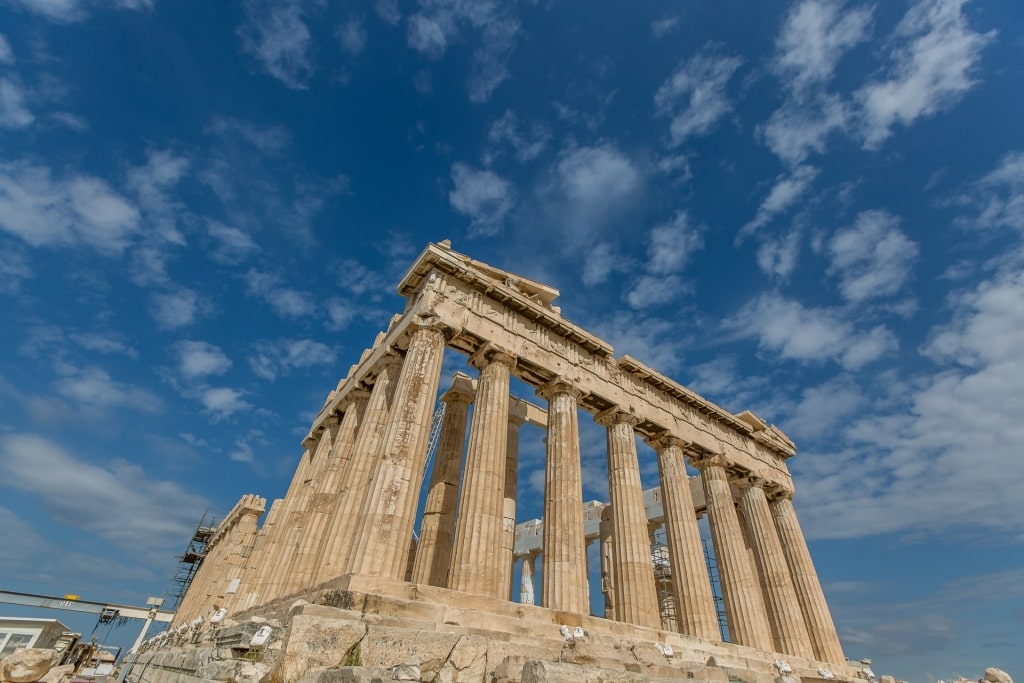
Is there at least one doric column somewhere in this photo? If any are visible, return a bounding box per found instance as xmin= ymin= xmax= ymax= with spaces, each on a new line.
xmin=536 ymin=378 xmax=589 ymax=614
xmin=769 ymin=489 xmax=846 ymax=665
xmin=347 ymin=322 xmax=448 ymax=579
xmin=738 ymin=478 xmax=814 ymax=659
xmin=690 ymin=453 xmax=773 ymax=651
xmin=217 ymin=496 xmax=265 ymax=617
xmin=314 ymin=355 xmax=402 ymax=584
xmin=410 ymin=381 xmax=472 ymax=587
xmin=648 ymin=434 xmax=721 ymax=640
xmin=449 ymin=346 xmax=516 ymax=597
xmin=519 ymin=553 xmax=537 ymax=604
xmin=595 ymin=407 xmax=660 ymax=629
xmin=500 ymin=406 xmax=526 ymax=599
xmin=285 ymin=392 xmax=370 ymax=593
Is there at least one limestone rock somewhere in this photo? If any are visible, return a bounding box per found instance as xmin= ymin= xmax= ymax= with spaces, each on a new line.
xmin=0 ymin=648 xmax=56 ymax=683
xmin=40 ymin=663 xmax=74 ymax=683
xmin=984 ymin=669 xmax=1013 ymax=683
xmin=521 ymin=659 xmax=648 ymax=683
xmin=879 ymin=675 xmax=896 ymax=683
xmin=238 ymin=661 xmax=271 ymax=683
xmin=393 ymin=661 xmax=420 ymax=680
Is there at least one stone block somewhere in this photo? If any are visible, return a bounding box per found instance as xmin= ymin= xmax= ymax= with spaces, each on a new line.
xmin=359 ymin=625 xmax=460 ymax=670
xmin=985 ymin=669 xmax=1013 ymax=683
xmin=303 ymin=666 xmax=391 ymax=683
xmin=521 ymin=659 xmax=648 ymax=683
xmin=1 ymin=648 xmax=56 ymax=683
xmin=879 ymin=676 xmax=896 ymax=683
xmin=393 ymin=661 xmax=421 ymax=680
xmin=280 ymin=614 xmax=367 ymax=681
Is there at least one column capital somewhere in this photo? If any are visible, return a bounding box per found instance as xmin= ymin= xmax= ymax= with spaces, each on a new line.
xmin=537 ymin=376 xmax=582 ymax=401
xmin=767 ymin=486 xmax=795 ymax=502
xmin=341 ymin=388 xmax=372 ymax=407
xmin=687 ymin=452 xmax=729 ymax=471
xmin=644 ymin=431 xmax=687 ymax=452
xmin=441 ymin=386 xmax=474 ymax=405
xmin=469 ymin=342 xmax=517 ymax=370
xmin=409 ymin=316 xmax=459 ymax=342
xmin=738 ymin=475 xmax=767 ymax=490
xmin=594 ymin=406 xmax=639 ymax=427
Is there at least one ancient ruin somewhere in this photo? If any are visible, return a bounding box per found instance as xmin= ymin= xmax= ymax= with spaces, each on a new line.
xmin=133 ymin=242 xmax=858 ymax=683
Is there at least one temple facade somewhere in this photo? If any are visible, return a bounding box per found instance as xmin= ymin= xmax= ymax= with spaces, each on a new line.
xmin=162 ymin=242 xmax=852 ymax=682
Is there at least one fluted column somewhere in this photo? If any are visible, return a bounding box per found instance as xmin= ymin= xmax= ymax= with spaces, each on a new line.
xmin=500 ymin=408 xmax=525 ymax=599
xmin=690 ymin=453 xmax=773 ymax=651
xmin=217 ymin=498 xmax=265 ymax=616
xmin=315 ymin=356 xmax=403 ymax=583
xmin=286 ymin=393 xmax=369 ymax=593
xmin=347 ymin=322 xmax=448 ymax=579
xmin=739 ymin=478 xmax=814 ymax=658
xmin=648 ymin=434 xmax=721 ymax=640
xmin=596 ymin=407 xmax=660 ymax=629
xmin=536 ymin=378 xmax=589 ymax=614
xmin=448 ymin=346 xmax=515 ymax=597
xmin=769 ymin=489 xmax=846 ymax=665
xmin=519 ymin=554 xmax=537 ymax=604
xmin=410 ymin=383 xmax=472 ymax=586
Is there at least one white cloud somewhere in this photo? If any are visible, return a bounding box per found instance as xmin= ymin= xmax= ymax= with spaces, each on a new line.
xmin=828 ymin=210 xmax=919 ymax=302
xmin=0 ymin=434 xmax=208 ymax=555
xmin=125 ymin=148 xmax=190 ymax=245
xmin=245 ymin=269 xmax=316 ymax=318
xmin=0 ymin=34 xmax=13 ymax=64
xmin=624 ymin=274 xmax=687 ymax=309
xmin=654 ymin=47 xmax=743 ymax=145
xmin=248 ymin=338 xmax=336 ymax=380
xmin=149 ymin=288 xmax=200 ymax=330
xmin=0 ymin=159 xmax=143 ymax=253
xmin=970 ymin=150 xmax=1024 ymax=231
xmin=70 ymin=332 xmax=137 ymax=358
xmin=52 ymin=365 xmax=162 ymax=413
xmin=406 ymin=0 xmax=519 ymax=102
xmin=647 ymin=211 xmax=704 ymax=276
xmin=758 ymin=95 xmax=850 ymax=166
xmin=337 ymin=17 xmax=366 ymax=55
xmin=798 ymin=267 xmax=1024 ymax=541
xmin=486 ymin=110 xmax=550 ymax=163
xmin=651 ymin=16 xmax=680 ymax=40
xmin=175 ymin=341 xmax=232 ymax=379
xmin=581 ymin=242 xmax=617 ymax=287
xmin=773 ymin=0 xmax=874 ymax=96
xmin=238 ymin=0 xmax=314 ymax=89
xmin=785 ymin=375 xmax=866 ymax=441
xmin=375 ymin=0 xmax=400 ymax=24
xmin=553 ymin=144 xmax=642 ymax=241
xmin=200 ymin=386 xmax=251 ymax=419
xmin=207 ymin=116 xmax=291 ymax=156
xmin=856 ymin=0 xmax=994 ymax=149
xmin=593 ymin=311 xmax=687 ymax=375
xmin=757 ymin=229 xmax=802 ymax=281
xmin=0 ymin=244 xmax=32 ymax=293
xmin=449 ymin=162 xmax=515 ymax=237
xmin=740 ymin=165 xmax=820 ymax=239
xmin=0 ymin=78 xmax=31 ymax=129
xmin=724 ymin=292 xmax=897 ymax=369
xmin=5 ymin=0 xmax=84 ymax=22
xmin=207 ymin=220 xmax=259 ymax=264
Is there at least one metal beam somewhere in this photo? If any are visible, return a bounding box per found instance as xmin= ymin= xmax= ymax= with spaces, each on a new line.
xmin=0 ymin=590 xmax=175 ymax=623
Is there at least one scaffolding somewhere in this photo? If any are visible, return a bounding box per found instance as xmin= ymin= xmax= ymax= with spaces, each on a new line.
xmin=702 ymin=537 xmax=729 ymax=641
xmin=650 ymin=526 xmax=678 ymax=631
xmin=163 ymin=512 xmax=217 ymax=611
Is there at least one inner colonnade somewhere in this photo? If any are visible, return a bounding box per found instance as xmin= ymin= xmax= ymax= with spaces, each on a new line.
xmin=172 ymin=242 xmax=846 ymax=669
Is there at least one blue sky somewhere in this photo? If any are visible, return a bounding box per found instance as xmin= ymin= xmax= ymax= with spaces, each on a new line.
xmin=1 ymin=0 xmax=1022 ymax=678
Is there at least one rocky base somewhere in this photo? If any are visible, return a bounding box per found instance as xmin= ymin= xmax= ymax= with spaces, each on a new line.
xmin=129 ymin=574 xmax=863 ymax=683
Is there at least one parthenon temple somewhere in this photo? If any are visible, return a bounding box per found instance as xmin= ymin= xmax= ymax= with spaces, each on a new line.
xmin=141 ymin=242 xmax=858 ymax=683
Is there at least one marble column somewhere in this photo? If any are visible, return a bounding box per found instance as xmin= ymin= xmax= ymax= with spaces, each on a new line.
xmin=347 ymin=322 xmax=448 ymax=579
xmin=690 ymin=453 xmax=773 ymax=651
xmin=769 ymin=489 xmax=846 ymax=665
xmin=314 ymin=355 xmax=403 ymax=584
xmin=285 ymin=393 xmax=369 ymax=593
xmin=519 ymin=553 xmax=537 ymax=605
xmin=536 ymin=378 xmax=589 ymax=614
xmin=500 ymin=408 xmax=525 ymax=599
xmin=648 ymin=434 xmax=721 ymax=640
xmin=449 ymin=346 xmax=515 ymax=597
xmin=739 ymin=478 xmax=814 ymax=659
xmin=596 ymin=408 xmax=660 ymax=629
xmin=410 ymin=383 xmax=472 ymax=587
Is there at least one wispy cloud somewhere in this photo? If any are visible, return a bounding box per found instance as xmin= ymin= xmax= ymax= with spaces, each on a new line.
xmin=856 ymin=0 xmax=994 ymax=149
xmin=828 ymin=210 xmax=919 ymax=302
xmin=449 ymin=162 xmax=516 ymax=237
xmin=174 ymin=341 xmax=232 ymax=380
xmin=624 ymin=212 xmax=704 ymax=309
xmin=238 ymin=0 xmax=314 ymax=89
xmin=149 ymin=287 xmax=202 ymax=330
xmin=739 ymin=165 xmax=820 ymax=240
xmin=655 ymin=45 xmax=743 ymax=146
xmin=724 ymin=292 xmax=898 ymax=369
xmin=248 ymin=338 xmax=336 ymax=380
xmin=52 ymin=364 xmax=162 ymax=413
xmin=245 ymin=269 xmax=316 ymax=318
xmin=486 ymin=110 xmax=550 ymax=164
xmin=0 ymin=77 xmax=33 ymax=128
xmin=337 ymin=17 xmax=366 ymax=56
